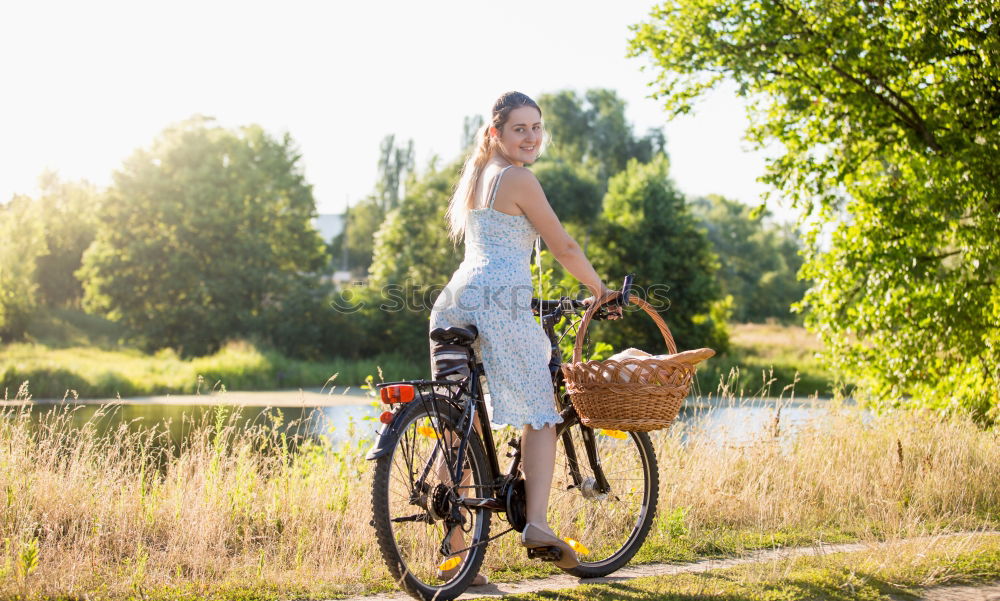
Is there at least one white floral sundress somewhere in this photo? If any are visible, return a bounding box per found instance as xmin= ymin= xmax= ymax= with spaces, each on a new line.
xmin=429 ymin=166 xmax=562 ymax=430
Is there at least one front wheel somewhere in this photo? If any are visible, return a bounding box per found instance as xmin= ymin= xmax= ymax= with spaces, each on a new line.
xmin=371 ymin=397 xmax=492 ymax=601
xmin=548 ymin=424 xmax=659 ymax=578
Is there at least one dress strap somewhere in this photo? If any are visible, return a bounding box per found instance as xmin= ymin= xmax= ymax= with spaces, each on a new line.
xmin=487 ymin=165 xmax=515 ymax=209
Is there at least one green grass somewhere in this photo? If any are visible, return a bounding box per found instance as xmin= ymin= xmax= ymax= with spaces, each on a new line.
xmin=696 ymin=323 xmax=839 ymax=398
xmin=1 ymin=341 xmax=424 ymax=400
xmin=478 ymin=533 xmax=1000 ymax=601
xmin=0 ymin=308 xmax=426 ymax=399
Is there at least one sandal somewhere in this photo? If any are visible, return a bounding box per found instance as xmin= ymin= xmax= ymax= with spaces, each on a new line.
xmin=520 ymin=522 xmax=580 ymax=569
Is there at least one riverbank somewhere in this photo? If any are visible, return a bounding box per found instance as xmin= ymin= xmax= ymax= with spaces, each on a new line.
xmin=0 ymin=387 xmax=372 ymax=407
xmin=2 ymin=323 xmax=836 ymax=401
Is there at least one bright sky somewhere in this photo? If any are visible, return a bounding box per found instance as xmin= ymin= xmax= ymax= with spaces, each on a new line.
xmin=0 ymin=0 xmax=791 ymax=220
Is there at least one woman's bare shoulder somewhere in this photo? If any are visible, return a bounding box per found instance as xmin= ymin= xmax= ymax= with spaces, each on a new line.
xmin=501 ymin=166 xmax=543 ymax=193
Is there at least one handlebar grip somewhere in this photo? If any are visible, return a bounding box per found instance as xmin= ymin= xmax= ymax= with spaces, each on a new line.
xmin=615 ymin=274 xmax=634 ymax=307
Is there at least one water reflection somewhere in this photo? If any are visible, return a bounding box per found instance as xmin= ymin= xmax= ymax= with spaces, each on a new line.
xmin=13 ymin=396 xmax=837 ymax=450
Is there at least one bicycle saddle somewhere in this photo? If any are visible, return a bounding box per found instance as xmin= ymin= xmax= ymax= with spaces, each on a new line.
xmin=429 ymin=326 xmax=478 ymax=345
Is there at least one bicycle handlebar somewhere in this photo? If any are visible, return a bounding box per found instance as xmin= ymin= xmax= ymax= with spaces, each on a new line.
xmin=530 ymin=274 xmax=635 ymax=320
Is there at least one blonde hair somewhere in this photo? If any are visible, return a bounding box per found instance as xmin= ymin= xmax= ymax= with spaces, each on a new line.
xmin=446 ymin=91 xmax=543 ymax=242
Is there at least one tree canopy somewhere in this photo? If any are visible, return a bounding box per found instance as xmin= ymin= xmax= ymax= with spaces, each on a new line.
xmin=79 ymin=117 xmax=329 ymax=356
xmin=690 ymin=195 xmax=808 ymax=323
xmin=537 ymin=89 xmax=666 ymax=185
xmin=630 ymin=0 xmax=999 ymax=417
xmin=0 ymin=196 xmax=43 ymax=341
xmin=0 ymin=173 xmax=101 ymax=340
xmin=592 ymin=156 xmax=726 ymax=353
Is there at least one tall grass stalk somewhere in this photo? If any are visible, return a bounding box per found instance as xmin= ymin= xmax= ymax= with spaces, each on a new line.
xmin=1 ymin=384 xmax=998 ymax=599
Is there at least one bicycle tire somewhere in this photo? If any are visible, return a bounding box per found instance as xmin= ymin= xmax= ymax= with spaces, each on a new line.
xmin=548 ymin=424 xmax=659 ymax=578
xmin=371 ymin=396 xmax=493 ymax=601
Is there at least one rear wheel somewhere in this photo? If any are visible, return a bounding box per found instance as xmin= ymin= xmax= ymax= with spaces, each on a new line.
xmin=371 ymin=397 xmax=492 ymax=601
xmin=548 ymin=423 xmax=659 ymax=577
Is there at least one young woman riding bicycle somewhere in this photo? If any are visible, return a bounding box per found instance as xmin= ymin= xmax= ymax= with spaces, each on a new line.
xmin=428 ymin=91 xmax=622 ymax=585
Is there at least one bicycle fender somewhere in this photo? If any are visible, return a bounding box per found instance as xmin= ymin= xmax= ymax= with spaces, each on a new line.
xmin=365 ymin=408 xmax=408 ymax=460
xmin=365 ymin=398 xmax=431 ymax=461
xmin=365 ymin=393 xmax=461 ymax=461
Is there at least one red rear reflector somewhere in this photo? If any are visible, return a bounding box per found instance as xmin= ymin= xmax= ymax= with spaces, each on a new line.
xmin=379 ymin=411 xmax=394 ymax=425
xmin=380 ymin=384 xmax=416 ymax=404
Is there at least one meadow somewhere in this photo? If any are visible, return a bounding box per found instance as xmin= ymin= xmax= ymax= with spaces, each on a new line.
xmin=2 ymin=311 xmax=833 ymax=400
xmin=1 ymin=385 xmax=997 ymax=600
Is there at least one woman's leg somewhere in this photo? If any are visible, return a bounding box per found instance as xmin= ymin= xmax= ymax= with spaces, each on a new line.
xmin=521 ymin=423 xmax=558 ymax=534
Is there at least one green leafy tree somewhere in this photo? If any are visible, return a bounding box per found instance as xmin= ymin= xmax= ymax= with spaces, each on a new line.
xmin=343 ymin=159 xmax=466 ymax=357
xmin=375 ymin=134 xmax=415 ymax=211
xmin=330 ymin=134 xmax=414 ymax=277
xmin=690 ymin=195 xmax=808 ymax=323
xmin=461 ymin=115 xmax=485 ymax=149
xmin=0 ymin=196 xmax=44 ymax=341
xmin=532 ymin=160 xmax=603 ymax=225
xmin=79 ymin=117 xmax=328 ymax=356
xmin=31 ymin=173 xmax=101 ymax=308
xmin=631 ymin=0 xmax=999 ymax=418
xmin=331 ymin=197 xmax=385 ymax=277
xmin=538 ymin=89 xmax=666 ymax=184
xmin=369 ymin=158 xmax=462 ymax=288
xmin=592 ymin=156 xmax=726 ymax=353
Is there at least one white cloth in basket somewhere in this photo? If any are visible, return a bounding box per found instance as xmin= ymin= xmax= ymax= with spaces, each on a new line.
xmin=604 ymin=347 xmax=715 ymax=382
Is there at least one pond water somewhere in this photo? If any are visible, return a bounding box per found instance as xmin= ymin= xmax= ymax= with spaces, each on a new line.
xmin=9 ymin=396 xmax=841 ymax=448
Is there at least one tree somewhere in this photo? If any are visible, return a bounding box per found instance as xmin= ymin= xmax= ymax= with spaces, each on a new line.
xmin=331 ymin=197 xmax=385 ymax=277
xmin=690 ymin=195 xmax=808 ymax=323
xmin=532 ymin=160 xmax=603 ymax=225
xmin=79 ymin=117 xmax=329 ymax=356
xmin=461 ymin=115 xmax=484 ymax=149
xmin=375 ymin=134 xmax=414 ymax=211
xmin=592 ymin=156 xmax=726 ymax=353
xmin=369 ymin=158 xmax=462 ymax=288
xmin=347 ymin=159 xmax=466 ymax=357
xmin=330 ymin=135 xmax=414 ymax=277
xmin=32 ymin=172 xmax=101 ymax=308
xmin=538 ymin=89 xmax=666 ymax=184
xmin=630 ymin=0 xmax=999 ymax=418
xmin=0 ymin=195 xmax=44 ymax=341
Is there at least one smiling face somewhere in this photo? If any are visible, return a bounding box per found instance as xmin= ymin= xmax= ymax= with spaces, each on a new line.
xmin=492 ymin=106 xmax=543 ymax=166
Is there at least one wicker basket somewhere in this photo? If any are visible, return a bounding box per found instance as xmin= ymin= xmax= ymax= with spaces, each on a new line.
xmin=561 ymin=294 xmax=696 ymax=432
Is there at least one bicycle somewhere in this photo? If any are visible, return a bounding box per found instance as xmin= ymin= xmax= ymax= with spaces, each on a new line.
xmin=368 ymin=276 xmax=659 ymax=601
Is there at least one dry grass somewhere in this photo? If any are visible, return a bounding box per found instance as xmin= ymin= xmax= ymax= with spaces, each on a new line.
xmin=1 ymin=384 xmax=998 ymax=600
xmin=728 ymin=323 xmax=824 ymax=358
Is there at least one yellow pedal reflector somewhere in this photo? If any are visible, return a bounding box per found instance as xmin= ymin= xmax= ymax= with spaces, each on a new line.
xmin=599 ymin=429 xmax=628 ymax=439
xmin=438 ymin=556 xmax=461 ymax=571
xmin=563 ymin=538 xmax=590 ymax=555
xmin=417 ymin=426 xmax=438 ymax=439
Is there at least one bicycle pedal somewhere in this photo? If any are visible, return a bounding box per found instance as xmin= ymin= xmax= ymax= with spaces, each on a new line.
xmin=526 ymin=546 xmax=562 ymax=562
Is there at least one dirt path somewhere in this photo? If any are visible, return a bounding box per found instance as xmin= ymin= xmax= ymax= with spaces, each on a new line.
xmin=917 ymin=583 xmax=1000 ymax=601
xmin=344 ymin=537 xmax=998 ymax=601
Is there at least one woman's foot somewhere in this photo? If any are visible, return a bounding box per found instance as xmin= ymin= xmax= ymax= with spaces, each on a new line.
xmin=436 ymin=559 xmax=489 ymax=586
xmin=520 ymin=522 xmax=580 ymax=569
